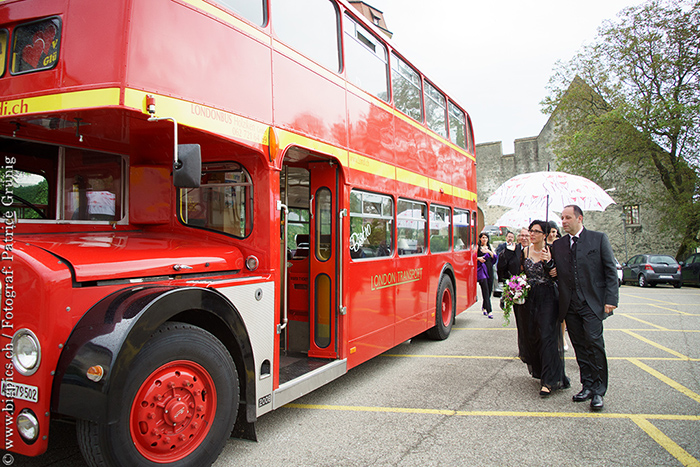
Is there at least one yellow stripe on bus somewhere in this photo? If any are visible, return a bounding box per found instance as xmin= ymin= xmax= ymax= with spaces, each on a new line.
xmin=123 ymin=89 xmax=269 ymax=147
xmin=396 ymin=167 xmax=429 ymax=190
xmin=5 ymin=87 xmax=475 ymax=201
xmin=0 ymin=88 xmax=120 ymax=117
xmin=349 ymin=152 xmax=396 ymax=180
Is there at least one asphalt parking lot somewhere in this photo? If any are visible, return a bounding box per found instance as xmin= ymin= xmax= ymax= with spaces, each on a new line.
xmin=7 ymin=284 xmax=700 ymax=467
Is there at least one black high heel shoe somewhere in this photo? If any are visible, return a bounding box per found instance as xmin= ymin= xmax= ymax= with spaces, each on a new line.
xmin=539 ymin=385 xmax=552 ymax=397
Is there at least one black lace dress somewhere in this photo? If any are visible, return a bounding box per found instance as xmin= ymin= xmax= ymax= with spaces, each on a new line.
xmin=523 ymin=258 xmax=569 ymax=390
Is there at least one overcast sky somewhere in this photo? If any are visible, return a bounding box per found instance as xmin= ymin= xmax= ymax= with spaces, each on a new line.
xmin=367 ymin=0 xmax=647 ymax=153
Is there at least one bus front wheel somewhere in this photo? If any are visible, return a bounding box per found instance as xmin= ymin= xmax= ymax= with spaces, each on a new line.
xmin=427 ymin=275 xmax=455 ymax=340
xmin=77 ymin=322 xmax=239 ymax=467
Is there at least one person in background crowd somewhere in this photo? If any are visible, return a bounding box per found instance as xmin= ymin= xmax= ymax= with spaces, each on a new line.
xmin=518 ymin=227 xmax=530 ymax=250
xmin=550 ymin=205 xmax=618 ymax=411
xmin=498 ymin=229 xmax=530 ymax=363
xmin=522 ymin=220 xmax=569 ymax=397
xmin=477 ymin=233 xmax=497 ymax=319
xmin=547 ymin=222 xmax=560 ymax=245
xmin=496 ymin=230 xmax=512 ymax=256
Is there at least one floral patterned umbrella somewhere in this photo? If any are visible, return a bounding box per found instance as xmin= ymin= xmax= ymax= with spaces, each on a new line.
xmin=487 ymin=171 xmax=615 ymax=213
xmin=494 ymin=208 xmax=561 ymax=229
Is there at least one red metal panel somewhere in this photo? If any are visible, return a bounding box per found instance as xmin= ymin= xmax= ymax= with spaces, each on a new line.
xmin=126 ymin=0 xmax=272 ymax=124
xmin=26 ymin=232 xmax=245 ymax=282
xmin=346 ymin=90 xmax=394 ymax=163
xmin=0 ymin=0 xmax=127 ymax=97
xmin=272 ymin=50 xmax=347 ymax=148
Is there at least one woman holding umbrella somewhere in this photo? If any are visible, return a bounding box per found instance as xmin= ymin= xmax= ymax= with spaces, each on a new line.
xmin=522 ymin=220 xmax=569 ymax=396
xmin=477 ymin=233 xmax=497 ymax=318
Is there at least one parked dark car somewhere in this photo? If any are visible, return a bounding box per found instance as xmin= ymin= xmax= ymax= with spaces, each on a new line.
xmin=680 ymin=252 xmax=700 ymax=286
xmin=622 ymin=254 xmax=681 ymax=288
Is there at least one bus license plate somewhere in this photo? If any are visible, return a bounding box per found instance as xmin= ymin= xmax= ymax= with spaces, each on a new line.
xmin=1 ymin=380 xmax=39 ymax=403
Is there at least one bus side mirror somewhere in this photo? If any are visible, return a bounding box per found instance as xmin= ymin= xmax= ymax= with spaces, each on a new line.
xmin=174 ymin=144 xmax=201 ymax=188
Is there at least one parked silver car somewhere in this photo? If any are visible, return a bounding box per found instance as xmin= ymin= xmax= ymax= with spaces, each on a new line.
xmin=622 ymin=254 xmax=681 ymax=288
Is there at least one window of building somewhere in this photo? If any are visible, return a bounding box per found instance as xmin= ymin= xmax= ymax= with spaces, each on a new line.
xmin=271 ymin=0 xmax=340 ymax=72
xmin=453 ymin=209 xmax=470 ymax=251
xmin=424 ymin=81 xmax=447 ymax=138
xmin=430 ymin=204 xmax=451 ymax=253
xmin=179 ymin=162 xmax=253 ymax=238
xmin=391 ymin=53 xmax=422 ymax=122
xmin=211 ymin=0 xmax=266 ymax=26
xmin=624 ymin=205 xmax=641 ymax=226
xmin=343 ymin=14 xmax=389 ymax=101
xmin=397 ymin=199 xmax=427 ymax=255
xmin=448 ymin=101 xmax=467 ymax=150
xmin=349 ymin=190 xmax=393 ymax=259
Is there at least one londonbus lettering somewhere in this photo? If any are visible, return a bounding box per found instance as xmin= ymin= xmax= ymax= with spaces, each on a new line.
xmin=190 ymin=103 xmax=233 ymax=124
xmin=0 ymin=100 xmax=28 ymax=117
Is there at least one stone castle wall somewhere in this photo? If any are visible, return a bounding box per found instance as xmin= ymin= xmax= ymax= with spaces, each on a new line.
xmin=475 ymin=116 xmax=672 ymax=263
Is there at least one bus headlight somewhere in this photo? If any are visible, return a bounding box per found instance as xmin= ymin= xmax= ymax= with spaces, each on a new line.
xmin=11 ymin=329 xmax=41 ymax=376
xmin=16 ymin=409 xmax=39 ymax=444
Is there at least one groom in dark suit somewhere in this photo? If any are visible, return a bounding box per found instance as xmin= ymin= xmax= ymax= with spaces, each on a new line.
xmin=551 ymin=205 xmax=618 ymax=411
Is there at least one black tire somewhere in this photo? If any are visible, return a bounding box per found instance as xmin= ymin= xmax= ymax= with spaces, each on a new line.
xmin=427 ymin=275 xmax=455 ymax=340
xmin=674 ymin=281 xmax=682 ymax=289
xmin=638 ymin=275 xmax=648 ymax=287
xmin=77 ymin=322 xmax=239 ymax=467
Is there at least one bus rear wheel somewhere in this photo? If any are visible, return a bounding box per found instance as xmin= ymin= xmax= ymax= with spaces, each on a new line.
xmin=77 ymin=322 xmax=239 ymax=467
xmin=427 ymin=275 xmax=455 ymax=340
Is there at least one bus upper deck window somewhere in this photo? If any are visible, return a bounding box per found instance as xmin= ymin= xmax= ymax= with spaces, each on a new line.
xmin=211 ymin=0 xmax=266 ymax=26
xmin=391 ymin=53 xmax=422 ymax=122
xmin=11 ymin=17 xmax=61 ymax=75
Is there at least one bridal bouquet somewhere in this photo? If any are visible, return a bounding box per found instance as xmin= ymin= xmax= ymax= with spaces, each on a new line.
xmin=502 ymin=273 xmax=530 ymax=326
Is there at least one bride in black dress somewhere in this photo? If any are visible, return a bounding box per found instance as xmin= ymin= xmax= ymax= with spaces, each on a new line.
xmin=523 ymin=220 xmax=569 ymax=396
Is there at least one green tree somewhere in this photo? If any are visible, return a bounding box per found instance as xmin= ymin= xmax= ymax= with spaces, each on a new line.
xmin=542 ymin=0 xmax=700 ymax=259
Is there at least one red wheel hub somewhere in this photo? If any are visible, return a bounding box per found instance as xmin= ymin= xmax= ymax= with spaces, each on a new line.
xmin=440 ymin=287 xmax=452 ymax=326
xmin=130 ymin=360 xmax=217 ymax=463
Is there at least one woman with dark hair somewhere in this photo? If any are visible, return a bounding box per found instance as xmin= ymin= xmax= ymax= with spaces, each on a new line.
xmin=547 ymin=221 xmax=560 ymax=245
xmin=477 ymin=232 xmax=497 ymax=319
xmin=523 ymin=220 xmax=569 ymax=396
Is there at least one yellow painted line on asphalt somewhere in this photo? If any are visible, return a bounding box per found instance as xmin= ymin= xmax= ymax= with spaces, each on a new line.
xmin=286 ymin=403 xmax=700 ymax=422
xmin=622 ymin=330 xmax=690 ymax=359
xmin=628 ymin=358 xmax=700 ymax=404
xmin=383 ymin=353 xmax=700 ymax=362
xmin=618 ymin=314 xmax=669 ymax=330
xmin=383 ymin=354 xmax=520 ymax=360
xmin=630 ymin=416 xmax=700 ymax=467
xmin=286 ymin=404 xmax=699 ymax=464
xmin=287 ymin=403 xmax=456 ymax=416
xmin=454 ymin=327 xmax=700 ymax=333
xmin=647 ymin=304 xmax=696 ymax=315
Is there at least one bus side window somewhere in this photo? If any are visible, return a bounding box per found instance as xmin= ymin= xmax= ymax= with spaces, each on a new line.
xmin=349 ymin=190 xmax=394 ymax=260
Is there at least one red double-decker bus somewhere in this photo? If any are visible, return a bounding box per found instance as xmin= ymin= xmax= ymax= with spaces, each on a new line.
xmin=0 ymin=0 xmax=477 ymax=465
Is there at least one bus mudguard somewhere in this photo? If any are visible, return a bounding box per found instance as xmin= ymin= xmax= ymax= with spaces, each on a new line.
xmin=52 ymin=286 xmax=256 ymax=427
